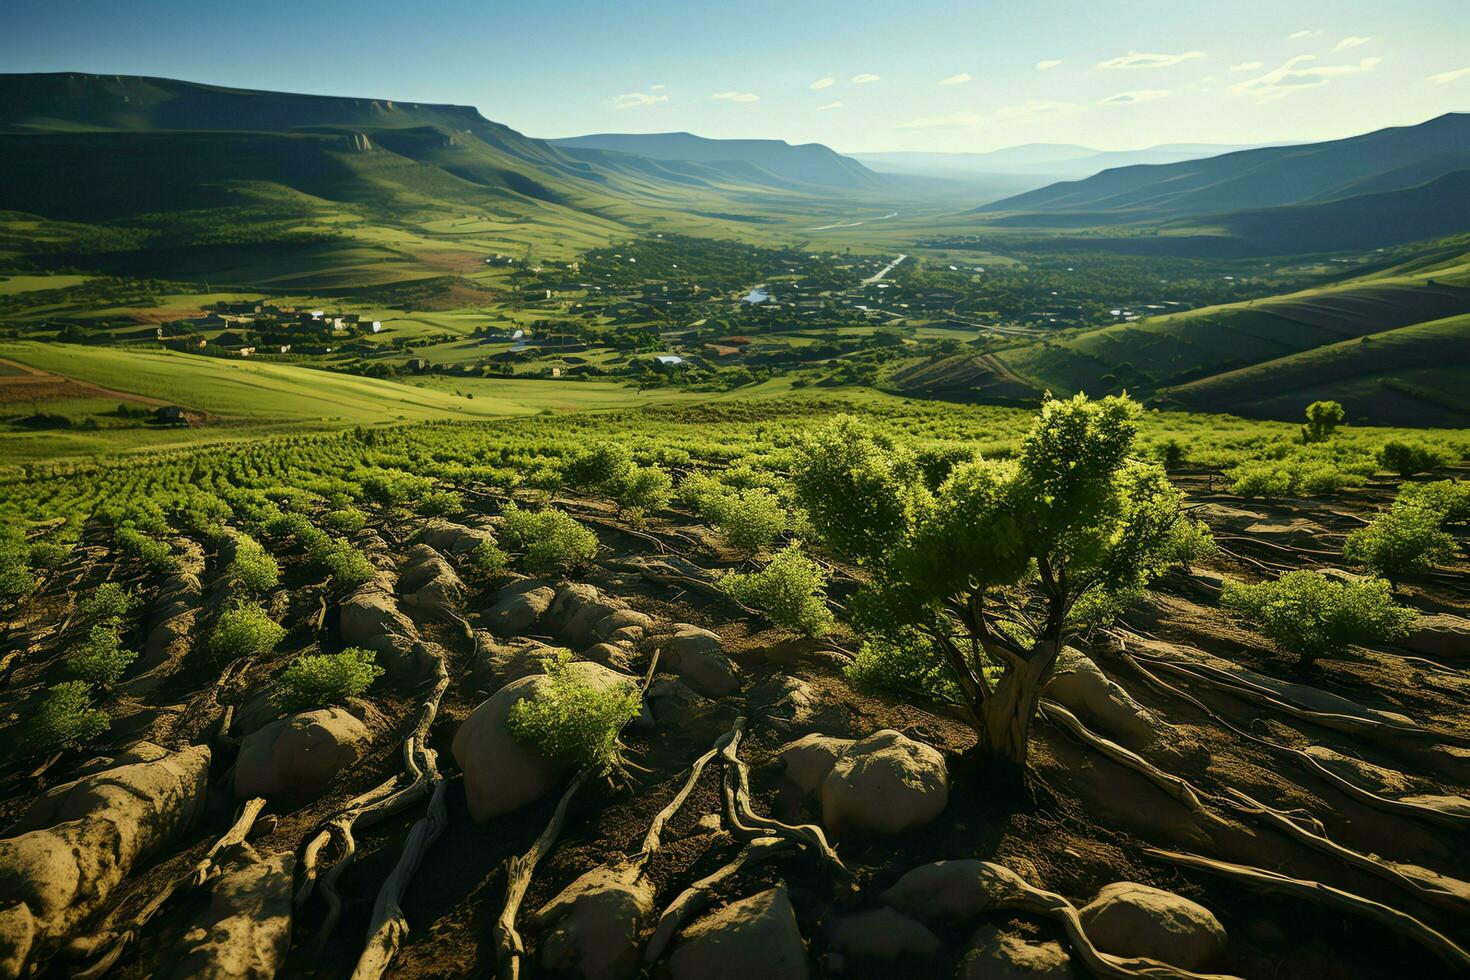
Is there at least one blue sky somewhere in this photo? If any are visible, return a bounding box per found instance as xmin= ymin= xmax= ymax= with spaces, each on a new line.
xmin=4 ymin=0 xmax=1467 ymax=152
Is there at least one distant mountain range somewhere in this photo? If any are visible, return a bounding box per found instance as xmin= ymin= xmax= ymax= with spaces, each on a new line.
xmin=551 ymin=132 xmax=886 ymax=191
xmin=852 ymin=143 xmax=1272 ymax=181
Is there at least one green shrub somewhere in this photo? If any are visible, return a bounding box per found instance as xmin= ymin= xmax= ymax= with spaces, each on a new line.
xmin=116 ymin=528 xmax=178 ymax=574
xmin=417 ymin=490 xmax=464 ymax=517
xmin=64 ymin=623 xmax=138 ymax=685
xmin=1221 ymin=570 xmax=1415 ymax=667
xmin=617 ymin=465 xmax=673 ymax=514
xmin=314 ymin=539 xmax=376 ymax=590
xmin=324 ymin=507 xmax=368 ymax=534
xmin=0 ymin=528 xmax=37 ymax=598
xmin=498 ymin=506 xmax=598 ymax=576
xmin=562 ymin=444 xmax=634 ymax=494
xmin=687 ymin=478 xmax=788 ymax=555
xmin=1301 ymin=400 xmax=1345 ymax=443
xmin=506 ymin=650 xmax=640 ymax=773
xmin=228 ymin=534 xmax=280 ymax=593
xmin=30 ymin=681 xmax=109 ymax=750
xmin=845 ymin=629 xmax=964 ymax=704
xmin=1344 ymin=506 xmax=1456 ymax=577
xmin=208 ymin=603 xmax=287 ymax=661
xmin=1397 ymin=479 xmax=1470 ymax=527
xmin=1377 ymin=441 xmax=1451 ymax=477
xmin=720 ymin=542 xmax=833 ymax=636
xmin=276 ymin=647 xmax=383 ymax=711
xmin=470 ymin=537 xmax=511 ymax=576
xmin=28 ymin=539 xmax=71 ymax=572
xmin=78 ymin=581 xmax=134 ymax=624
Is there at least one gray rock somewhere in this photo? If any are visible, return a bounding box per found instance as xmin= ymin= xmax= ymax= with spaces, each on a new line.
xmin=668 ymin=886 xmax=809 ymax=980
xmin=532 ymin=861 xmax=654 ymax=980
xmin=171 ymin=846 xmax=294 ymax=979
xmin=1079 ymin=882 xmax=1226 ymax=970
xmin=820 ymin=730 xmax=948 ymax=836
xmin=960 ymin=925 xmax=1076 ymax=979
xmin=1401 ymin=614 xmax=1470 ymax=659
xmin=234 ymin=708 xmax=370 ymax=806
xmin=826 ymin=907 xmax=940 ymax=965
xmin=485 ymin=580 xmax=557 ymax=636
xmin=773 ymin=734 xmax=854 ymax=795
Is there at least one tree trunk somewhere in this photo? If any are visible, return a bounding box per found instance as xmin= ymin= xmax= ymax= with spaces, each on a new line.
xmin=970 ymin=640 xmax=1061 ymax=771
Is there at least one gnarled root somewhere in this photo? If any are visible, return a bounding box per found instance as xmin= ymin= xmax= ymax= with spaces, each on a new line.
xmin=642 ymin=837 xmax=794 ymax=967
xmin=1145 ymin=848 xmax=1470 ymax=974
xmin=718 ymin=716 xmax=849 ymax=878
xmin=72 ymin=797 xmax=269 ymax=978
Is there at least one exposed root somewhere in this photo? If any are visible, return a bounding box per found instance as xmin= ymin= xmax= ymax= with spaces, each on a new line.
xmin=1145 ymin=848 xmax=1470 ymax=974
xmin=611 ymin=557 xmax=760 ymax=617
xmin=494 ymin=769 xmax=591 ymax=980
xmin=641 ymin=836 xmax=795 ymax=967
xmin=1117 ymin=648 xmax=1470 ymax=830
xmin=718 ymin=716 xmax=849 ymax=879
xmin=635 ymin=725 xmax=739 ymax=865
xmin=1037 ymin=699 xmax=1233 ymax=832
xmin=1222 ymin=788 xmax=1470 ymax=917
xmin=72 ymin=797 xmax=269 ymax=978
xmin=1129 ymin=647 xmax=1470 ymax=750
xmin=309 ymin=650 xmax=451 ymax=953
xmin=350 ymin=779 xmax=451 ymax=980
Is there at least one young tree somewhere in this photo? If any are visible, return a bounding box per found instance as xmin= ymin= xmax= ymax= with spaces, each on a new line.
xmin=794 ymin=395 xmax=1209 ymax=777
xmin=1301 ymin=400 xmax=1346 ymax=443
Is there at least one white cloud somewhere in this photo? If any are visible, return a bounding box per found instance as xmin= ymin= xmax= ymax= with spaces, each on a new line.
xmin=1097 ymin=50 xmax=1205 ymax=70
xmin=810 ymin=76 xmax=835 ymax=90
xmin=851 ymin=73 xmax=881 ymax=84
xmin=938 ymin=72 xmax=972 ymax=86
xmin=1035 ymin=59 xmax=1063 ymax=70
xmin=1098 ymin=88 xmax=1171 ymax=105
xmin=711 ymin=91 xmax=759 ymax=103
xmin=1428 ymin=66 xmax=1470 ymax=85
xmin=994 ymin=99 xmax=1081 ymax=124
xmin=1227 ymin=55 xmax=1382 ymax=102
xmin=611 ymin=91 xmax=668 ymax=110
xmin=1289 ymin=29 xmax=1321 ymax=40
xmin=816 ymin=100 xmax=844 ymax=111
xmin=1334 ymin=36 xmax=1372 ymax=51
xmin=1229 ymin=62 xmax=1263 ymax=72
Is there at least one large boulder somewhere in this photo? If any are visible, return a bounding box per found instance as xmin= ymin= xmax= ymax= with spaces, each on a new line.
xmin=532 ymin=861 xmax=654 ymax=980
xmin=826 ymin=907 xmax=940 ymax=967
xmin=960 ymin=925 xmax=1076 ymax=979
xmin=397 ymin=544 xmax=463 ymax=612
xmin=453 ymin=662 xmax=636 ymax=821
xmin=644 ymin=678 xmax=733 ymax=736
xmin=418 ymin=518 xmax=497 ymax=557
xmin=1079 ymin=882 xmax=1226 ymax=970
xmin=1044 ymin=647 xmax=1158 ymax=749
xmin=340 ymin=589 xmax=417 ymax=651
xmin=545 ymin=585 xmax=654 ymax=649
xmin=0 ymin=745 xmax=211 ymax=978
xmin=234 ymin=708 xmax=370 ymax=806
xmin=170 ymin=846 xmax=294 ymax=979
xmin=472 ymin=633 xmax=562 ymax=687
xmin=668 ymin=886 xmax=809 ymax=980
xmin=659 ymin=625 xmax=741 ymax=697
xmin=1401 ymin=614 xmax=1470 ymax=659
xmin=882 ymin=860 xmax=1028 ymax=923
xmin=484 ymin=580 xmax=557 ymax=636
xmin=820 ymin=730 xmax=948 ymax=836
xmin=773 ymin=734 xmax=854 ymax=795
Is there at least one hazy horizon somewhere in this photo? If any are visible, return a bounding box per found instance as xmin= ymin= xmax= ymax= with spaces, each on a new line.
xmin=5 ymin=0 xmax=1467 ymax=154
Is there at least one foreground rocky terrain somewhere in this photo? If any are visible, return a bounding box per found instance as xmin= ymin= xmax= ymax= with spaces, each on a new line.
xmin=1 ymin=469 xmax=1467 ymax=980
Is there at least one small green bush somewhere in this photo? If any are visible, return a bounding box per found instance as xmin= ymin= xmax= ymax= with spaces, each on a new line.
xmin=506 ymin=650 xmax=640 ymax=773
xmin=228 ymin=534 xmax=280 ymax=593
xmin=845 ymin=629 xmax=963 ymax=704
xmin=323 ymin=507 xmax=368 ymax=534
xmin=1301 ymin=400 xmax=1345 ymax=443
xmin=470 ymin=537 xmax=511 ymax=576
xmin=498 ymin=506 xmax=598 ymax=576
xmin=686 ymin=477 xmax=789 ymax=555
xmin=208 ymin=603 xmax=287 ymax=661
xmin=1344 ymin=506 xmax=1456 ymax=577
xmin=314 ymin=539 xmax=376 ymax=590
xmin=0 ymin=529 xmax=37 ymax=598
xmin=30 ymin=681 xmax=109 ymax=750
xmin=28 ymin=539 xmax=71 ymax=572
xmin=1398 ymin=480 xmax=1470 ymax=527
xmin=720 ymin=542 xmax=833 ymax=636
xmin=1221 ymin=570 xmax=1415 ymax=667
xmin=116 ymin=528 xmax=178 ymax=574
xmin=417 ymin=490 xmax=464 ymax=517
xmin=276 ymin=647 xmax=383 ymax=711
xmin=78 ymin=582 xmax=135 ymax=624
xmin=65 ymin=623 xmax=138 ymax=685
xmin=1377 ymin=441 xmax=1451 ymax=477
xmin=617 ymin=466 xmax=673 ymax=514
